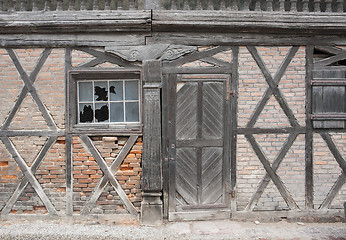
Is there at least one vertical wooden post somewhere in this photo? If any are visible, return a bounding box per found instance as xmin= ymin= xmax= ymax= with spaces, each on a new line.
xmin=279 ymin=0 xmax=285 ymax=11
xmin=230 ymin=47 xmax=239 ymax=212
xmin=336 ymin=0 xmax=344 ymax=12
xmin=305 ymin=45 xmax=314 ymax=210
xmin=141 ymin=60 xmax=163 ymax=225
xmin=290 ymin=0 xmax=297 ymax=12
xmin=302 ymin=0 xmax=309 ymax=12
xmin=144 ymin=0 xmax=161 ymax=10
xmin=266 ymin=0 xmax=273 ymax=11
xmin=314 ymin=0 xmax=321 ymax=12
xmin=65 ymin=48 xmax=73 ymax=216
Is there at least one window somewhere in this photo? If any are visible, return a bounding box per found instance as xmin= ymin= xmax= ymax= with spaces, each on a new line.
xmin=68 ymin=70 xmax=141 ymax=133
xmin=311 ymin=69 xmax=346 ymax=129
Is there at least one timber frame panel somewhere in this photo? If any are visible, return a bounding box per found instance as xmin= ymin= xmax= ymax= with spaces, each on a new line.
xmin=0 ymin=6 xmax=345 ymax=221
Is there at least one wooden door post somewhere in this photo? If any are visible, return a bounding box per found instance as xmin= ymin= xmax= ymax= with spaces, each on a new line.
xmin=141 ymin=59 xmax=163 ymax=225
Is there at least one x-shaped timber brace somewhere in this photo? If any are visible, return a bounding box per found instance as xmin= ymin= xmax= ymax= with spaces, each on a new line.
xmin=1 ymin=48 xmax=60 ymax=215
xmin=79 ymin=135 xmax=138 ymax=216
xmin=1 ymin=45 xmax=345 ymax=216
xmin=243 ymin=46 xmax=301 ymax=211
xmin=1 ymin=47 xmax=139 ymax=216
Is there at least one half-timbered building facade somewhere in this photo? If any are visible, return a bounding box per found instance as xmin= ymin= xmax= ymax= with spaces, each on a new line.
xmin=0 ymin=0 xmax=345 ymax=224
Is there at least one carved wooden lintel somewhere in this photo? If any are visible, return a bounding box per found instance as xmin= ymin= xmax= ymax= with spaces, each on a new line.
xmin=105 ymin=44 xmax=197 ymax=62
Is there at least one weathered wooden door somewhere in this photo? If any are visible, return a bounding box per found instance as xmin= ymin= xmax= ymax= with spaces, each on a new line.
xmin=166 ymin=74 xmax=231 ymax=221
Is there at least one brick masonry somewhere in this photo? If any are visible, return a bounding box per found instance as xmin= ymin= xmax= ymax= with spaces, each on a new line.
xmin=0 ymin=46 xmax=345 ymax=217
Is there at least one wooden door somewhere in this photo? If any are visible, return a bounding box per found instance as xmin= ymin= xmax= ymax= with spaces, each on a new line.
xmin=167 ymin=74 xmax=231 ymax=221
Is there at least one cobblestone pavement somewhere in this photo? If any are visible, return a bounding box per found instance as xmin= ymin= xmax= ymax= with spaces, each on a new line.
xmin=0 ymin=218 xmax=345 ymax=240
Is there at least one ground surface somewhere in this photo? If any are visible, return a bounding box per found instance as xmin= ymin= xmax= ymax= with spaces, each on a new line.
xmin=0 ymin=218 xmax=345 ymax=240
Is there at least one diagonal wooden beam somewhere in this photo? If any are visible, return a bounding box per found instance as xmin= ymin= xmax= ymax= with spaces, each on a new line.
xmin=315 ymin=51 xmax=346 ymax=67
xmin=6 ymin=48 xmax=57 ymax=130
xmin=201 ymin=56 xmax=232 ymax=68
xmin=1 ymin=137 xmax=58 ymax=215
xmin=315 ymin=46 xmax=345 ymax=55
xmin=79 ymin=135 xmax=138 ymax=216
xmin=244 ymin=133 xmax=299 ymax=211
xmin=320 ymin=133 xmax=346 ymax=175
xmin=78 ymin=58 xmax=106 ymax=68
xmin=247 ymin=46 xmax=300 ymax=128
xmin=320 ymin=173 xmax=346 ymax=210
xmin=75 ymin=47 xmax=136 ymax=68
xmin=2 ymin=48 xmax=52 ymax=130
xmin=81 ymin=135 xmax=138 ymax=215
xmin=245 ymin=134 xmax=299 ymax=210
xmin=166 ymin=46 xmax=232 ymax=68
xmin=246 ymin=46 xmax=299 ymax=128
xmin=1 ymin=136 xmax=57 ymax=215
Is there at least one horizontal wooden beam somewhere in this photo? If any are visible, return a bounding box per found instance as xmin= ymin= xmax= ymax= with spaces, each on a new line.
xmin=238 ymin=127 xmax=305 ymax=134
xmin=152 ymin=11 xmax=346 ymax=34
xmin=0 ymin=130 xmax=65 ymax=137
xmin=0 ymin=33 xmax=147 ymax=47
xmin=0 ymin=11 xmax=151 ymax=34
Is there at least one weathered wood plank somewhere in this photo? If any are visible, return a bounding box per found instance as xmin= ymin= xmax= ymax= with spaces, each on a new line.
xmin=168 ymin=209 xmax=230 ymax=221
xmin=0 ymin=130 xmax=65 ymax=136
xmin=0 ymin=137 xmax=58 ymax=215
xmin=65 ymin=134 xmax=73 ymax=216
xmin=142 ymin=60 xmax=162 ymax=191
xmin=320 ymin=173 xmax=346 ymax=209
xmin=168 ymin=74 xmax=177 ymax=212
xmin=230 ymin=47 xmax=238 ymax=211
xmin=152 ymin=11 xmax=346 ymax=34
xmin=79 ymin=134 xmax=138 ymax=216
xmin=176 ymin=139 xmax=223 ymax=148
xmin=149 ymin=32 xmax=346 ymax=46
xmin=320 ymin=133 xmax=346 ymax=175
xmin=164 ymin=46 xmax=231 ymax=68
xmin=0 ymin=11 xmax=152 ymax=34
xmin=162 ymin=66 xmax=232 ymax=74
xmin=75 ymin=47 xmax=136 ymax=68
xmin=0 ymin=34 xmax=147 ymax=47
xmin=238 ymin=127 xmax=305 ymax=134
xmin=305 ymin=45 xmax=314 ymax=209
xmin=162 ymin=74 xmax=170 ymax=219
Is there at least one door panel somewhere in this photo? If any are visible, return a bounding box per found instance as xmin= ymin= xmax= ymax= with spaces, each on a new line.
xmin=168 ymin=74 xmax=231 ymax=220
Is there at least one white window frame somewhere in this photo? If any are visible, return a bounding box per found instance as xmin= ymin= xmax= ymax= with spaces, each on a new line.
xmin=67 ymin=69 xmax=142 ymax=134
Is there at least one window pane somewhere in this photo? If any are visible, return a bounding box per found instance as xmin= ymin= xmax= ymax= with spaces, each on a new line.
xmin=125 ymin=80 xmax=139 ymax=100
xmin=94 ymin=81 xmax=108 ymax=101
xmin=110 ymin=102 xmax=124 ymax=122
xmin=78 ymin=82 xmax=93 ymax=102
xmin=125 ymin=102 xmax=139 ymax=122
xmin=109 ymin=81 xmax=123 ymax=101
xmin=95 ymin=103 xmax=109 ymax=123
xmin=79 ymin=103 xmax=93 ymax=123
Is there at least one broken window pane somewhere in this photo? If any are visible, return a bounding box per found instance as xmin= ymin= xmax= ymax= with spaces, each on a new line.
xmin=94 ymin=81 xmax=108 ymax=101
xmin=109 ymin=81 xmax=123 ymax=101
xmin=110 ymin=102 xmax=124 ymax=122
xmin=125 ymin=102 xmax=139 ymax=122
xmin=95 ymin=103 xmax=109 ymax=122
xmin=125 ymin=80 xmax=139 ymax=100
xmin=79 ymin=103 xmax=94 ymax=123
xmin=78 ymin=82 xmax=93 ymax=102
